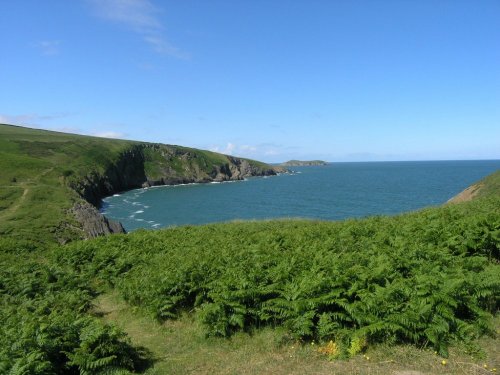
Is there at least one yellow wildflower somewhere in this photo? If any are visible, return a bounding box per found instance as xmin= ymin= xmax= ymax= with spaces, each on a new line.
xmin=318 ymin=340 xmax=339 ymax=359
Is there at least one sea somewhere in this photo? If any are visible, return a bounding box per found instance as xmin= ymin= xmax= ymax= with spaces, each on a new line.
xmin=101 ymin=160 xmax=500 ymax=232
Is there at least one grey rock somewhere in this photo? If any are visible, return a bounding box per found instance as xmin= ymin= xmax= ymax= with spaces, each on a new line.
xmin=72 ymin=202 xmax=125 ymax=238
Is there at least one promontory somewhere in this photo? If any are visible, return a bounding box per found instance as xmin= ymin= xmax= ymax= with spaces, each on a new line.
xmin=280 ymin=160 xmax=328 ymax=166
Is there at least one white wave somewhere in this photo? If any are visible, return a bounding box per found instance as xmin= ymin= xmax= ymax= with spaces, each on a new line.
xmin=175 ymin=183 xmax=200 ymax=187
xmin=113 ymin=194 xmax=121 ymax=197
xmin=136 ymin=218 xmax=144 ymax=222
xmin=128 ymin=215 xmax=135 ymax=219
xmin=152 ymin=223 xmax=161 ymax=228
xmin=134 ymin=210 xmax=144 ymax=214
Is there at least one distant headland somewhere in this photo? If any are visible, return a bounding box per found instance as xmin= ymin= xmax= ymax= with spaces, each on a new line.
xmin=279 ymin=160 xmax=328 ymax=167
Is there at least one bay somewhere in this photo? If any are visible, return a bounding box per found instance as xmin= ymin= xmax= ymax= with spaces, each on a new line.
xmin=102 ymin=160 xmax=500 ymax=231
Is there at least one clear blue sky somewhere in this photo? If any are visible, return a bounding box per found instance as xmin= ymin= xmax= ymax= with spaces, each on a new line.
xmin=1 ymin=0 xmax=499 ymax=162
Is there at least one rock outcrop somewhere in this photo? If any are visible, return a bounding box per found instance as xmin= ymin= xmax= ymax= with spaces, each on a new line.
xmin=72 ymin=202 xmax=125 ymax=238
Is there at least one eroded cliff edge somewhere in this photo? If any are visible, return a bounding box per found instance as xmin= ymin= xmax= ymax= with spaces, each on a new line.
xmin=68 ymin=143 xmax=285 ymax=238
xmin=447 ymin=183 xmax=483 ymax=204
xmin=447 ymin=170 xmax=500 ymax=204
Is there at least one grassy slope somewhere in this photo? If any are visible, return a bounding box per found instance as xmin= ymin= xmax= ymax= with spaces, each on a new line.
xmin=0 ymin=124 xmax=275 ymax=244
xmin=0 ymin=125 xmax=133 ymax=243
xmin=477 ymin=171 xmax=500 ymax=198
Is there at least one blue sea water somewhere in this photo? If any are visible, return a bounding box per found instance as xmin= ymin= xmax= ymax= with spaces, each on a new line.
xmin=102 ymin=160 xmax=500 ymax=232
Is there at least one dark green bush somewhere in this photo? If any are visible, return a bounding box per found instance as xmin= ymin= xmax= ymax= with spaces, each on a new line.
xmin=0 ymin=250 xmax=149 ymax=374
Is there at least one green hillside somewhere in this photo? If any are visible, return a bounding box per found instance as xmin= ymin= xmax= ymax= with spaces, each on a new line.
xmin=476 ymin=171 xmax=500 ymax=199
xmin=0 ymin=124 xmax=498 ymax=374
xmin=0 ymin=124 xmax=281 ymax=245
xmin=0 ymin=125 xmax=131 ymax=244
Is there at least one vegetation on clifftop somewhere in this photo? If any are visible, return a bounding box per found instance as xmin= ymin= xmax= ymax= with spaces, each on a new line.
xmin=476 ymin=170 xmax=500 ymax=199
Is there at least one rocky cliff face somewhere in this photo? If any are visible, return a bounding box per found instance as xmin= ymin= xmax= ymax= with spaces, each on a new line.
xmin=69 ymin=145 xmax=146 ymax=207
xmin=71 ymin=202 xmax=125 ymax=238
xmin=68 ymin=143 xmax=284 ymax=237
xmin=143 ymin=155 xmax=281 ymax=186
xmin=225 ymin=156 xmax=281 ymax=180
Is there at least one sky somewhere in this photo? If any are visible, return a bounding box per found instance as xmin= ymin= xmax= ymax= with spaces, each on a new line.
xmin=1 ymin=0 xmax=499 ymax=162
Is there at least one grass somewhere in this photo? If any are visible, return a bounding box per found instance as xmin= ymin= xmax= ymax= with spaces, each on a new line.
xmin=95 ymin=292 xmax=499 ymax=375
xmin=478 ymin=171 xmax=500 ymax=199
xmin=0 ymin=187 xmax=24 ymax=211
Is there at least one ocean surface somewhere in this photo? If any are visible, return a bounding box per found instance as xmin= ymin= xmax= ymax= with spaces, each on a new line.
xmin=102 ymin=160 xmax=500 ymax=232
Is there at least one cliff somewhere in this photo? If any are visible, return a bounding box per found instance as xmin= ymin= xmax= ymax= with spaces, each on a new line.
xmin=69 ymin=143 xmax=283 ymax=208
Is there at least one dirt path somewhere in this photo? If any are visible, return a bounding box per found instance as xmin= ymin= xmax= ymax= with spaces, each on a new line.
xmin=0 ymin=187 xmax=30 ymax=220
xmin=0 ymin=167 xmax=54 ymax=220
